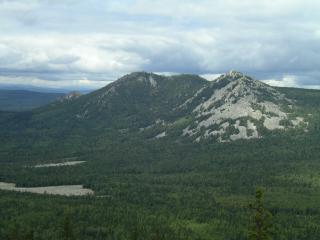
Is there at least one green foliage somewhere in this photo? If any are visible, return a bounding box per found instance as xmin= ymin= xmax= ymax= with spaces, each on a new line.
xmin=62 ymin=211 xmax=74 ymax=240
xmin=248 ymin=189 xmax=273 ymax=240
xmin=4 ymin=221 xmax=35 ymax=240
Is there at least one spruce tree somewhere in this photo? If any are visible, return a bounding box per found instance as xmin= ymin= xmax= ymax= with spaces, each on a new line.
xmin=62 ymin=212 xmax=74 ymax=240
xmin=248 ymin=188 xmax=273 ymax=240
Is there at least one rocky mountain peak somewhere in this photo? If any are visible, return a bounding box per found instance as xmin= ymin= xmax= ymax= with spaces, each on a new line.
xmin=119 ymin=71 xmax=157 ymax=82
xmin=179 ymin=72 xmax=307 ymax=142
xmin=60 ymin=91 xmax=81 ymax=102
xmin=106 ymin=72 xmax=159 ymax=91
xmin=225 ymin=70 xmax=244 ymax=79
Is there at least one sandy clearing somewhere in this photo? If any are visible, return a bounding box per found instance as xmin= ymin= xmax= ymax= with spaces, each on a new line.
xmin=0 ymin=182 xmax=94 ymax=196
xmin=34 ymin=161 xmax=86 ymax=168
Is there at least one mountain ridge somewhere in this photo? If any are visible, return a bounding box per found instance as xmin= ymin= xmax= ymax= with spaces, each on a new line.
xmin=54 ymin=71 xmax=307 ymax=141
xmin=0 ymin=71 xmax=309 ymax=150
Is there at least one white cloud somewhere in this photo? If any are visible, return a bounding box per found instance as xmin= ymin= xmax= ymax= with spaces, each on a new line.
xmin=111 ymin=0 xmax=314 ymax=19
xmin=0 ymin=34 xmax=149 ymax=73
xmin=262 ymin=75 xmax=299 ymax=88
xmin=200 ymin=73 xmax=222 ymax=81
xmin=0 ymin=0 xmax=319 ymax=90
xmin=261 ymin=74 xmax=320 ymax=89
xmin=0 ymin=0 xmax=38 ymax=12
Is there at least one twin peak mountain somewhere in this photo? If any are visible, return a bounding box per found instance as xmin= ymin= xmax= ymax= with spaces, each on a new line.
xmin=49 ymin=71 xmax=307 ymax=142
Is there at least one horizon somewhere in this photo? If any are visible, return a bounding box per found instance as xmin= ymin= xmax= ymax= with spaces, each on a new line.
xmin=1 ymin=70 xmax=319 ymax=93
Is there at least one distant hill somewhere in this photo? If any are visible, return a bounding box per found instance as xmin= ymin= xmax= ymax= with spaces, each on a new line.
xmin=0 ymin=90 xmax=65 ymax=111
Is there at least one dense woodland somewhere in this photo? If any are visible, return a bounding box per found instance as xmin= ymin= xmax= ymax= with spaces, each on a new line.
xmin=0 ymin=87 xmax=320 ymax=239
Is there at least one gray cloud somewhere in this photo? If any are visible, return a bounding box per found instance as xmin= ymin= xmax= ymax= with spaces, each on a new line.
xmin=0 ymin=0 xmax=319 ymax=90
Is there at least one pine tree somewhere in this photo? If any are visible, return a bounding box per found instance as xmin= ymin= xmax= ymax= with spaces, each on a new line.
xmin=248 ymin=188 xmax=273 ymax=240
xmin=7 ymin=221 xmax=19 ymax=240
xmin=24 ymin=229 xmax=34 ymax=240
xmin=62 ymin=212 xmax=74 ymax=240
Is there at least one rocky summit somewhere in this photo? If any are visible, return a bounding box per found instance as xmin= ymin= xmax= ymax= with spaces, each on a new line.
xmin=179 ymin=70 xmax=307 ymax=142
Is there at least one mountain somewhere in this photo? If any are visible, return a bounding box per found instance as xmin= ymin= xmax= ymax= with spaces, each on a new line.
xmin=0 ymin=71 xmax=310 ymax=158
xmin=52 ymin=70 xmax=306 ymax=142
xmin=42 ymin=72 xmax=206 ymax=124
xmin=0 ymin=89 xmax=65 ymax=111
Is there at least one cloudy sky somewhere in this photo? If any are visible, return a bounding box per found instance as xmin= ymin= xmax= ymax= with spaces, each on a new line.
xmin=0 ymin=0 xmax=320 ymax=91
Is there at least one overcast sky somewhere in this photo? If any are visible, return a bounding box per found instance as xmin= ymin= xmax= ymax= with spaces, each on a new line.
xmin=0 ymin=0 xmax=319 ymax=91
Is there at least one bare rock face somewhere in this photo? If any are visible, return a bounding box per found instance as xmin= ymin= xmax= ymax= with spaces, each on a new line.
xmin=61 ymin=91 xmax=82 ymax=101
xmin=180 ymin=71 xmax=307 ymax=142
